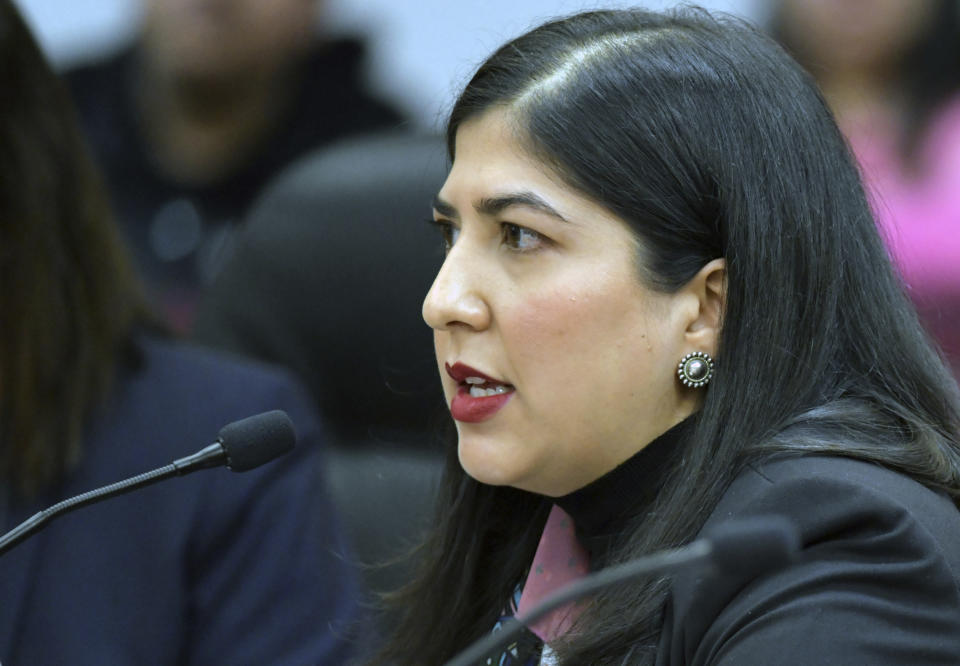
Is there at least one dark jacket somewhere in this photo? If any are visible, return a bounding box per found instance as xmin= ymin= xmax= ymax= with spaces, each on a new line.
xmin=0 ymin=337 xmax=361 ymax=665
xmin=660 ymin=455 xmax=960 ymax=664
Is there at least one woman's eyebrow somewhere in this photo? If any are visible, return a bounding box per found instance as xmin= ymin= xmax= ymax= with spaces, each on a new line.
xmin=432 ymin=192 xmax=569 ymax=223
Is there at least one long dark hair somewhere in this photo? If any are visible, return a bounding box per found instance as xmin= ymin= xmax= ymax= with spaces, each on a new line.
xmin=372 ymin=7 xmax=960 ymax=664
xmin=772 ymin=0 xmax=960 ymax=167
xmin=0 ymin=0 xmax=155 ymax=498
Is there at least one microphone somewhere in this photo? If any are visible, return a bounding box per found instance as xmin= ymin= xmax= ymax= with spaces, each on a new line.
xmin=0 ymin=410 xmax=295 ymax=557
xmin=443 ymin=515 xmax=800 ymax=666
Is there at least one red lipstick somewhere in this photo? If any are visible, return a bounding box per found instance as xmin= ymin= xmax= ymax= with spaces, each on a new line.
xmin=445 ymin=362 xmax=515 ymax=423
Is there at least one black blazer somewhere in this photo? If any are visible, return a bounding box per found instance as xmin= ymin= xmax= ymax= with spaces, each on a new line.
xmin=659 ymin=456 xmax=960 ymax=665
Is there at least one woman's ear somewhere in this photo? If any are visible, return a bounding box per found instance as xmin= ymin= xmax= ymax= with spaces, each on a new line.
xmin=683 ymin=258 xmax=726 ymax=355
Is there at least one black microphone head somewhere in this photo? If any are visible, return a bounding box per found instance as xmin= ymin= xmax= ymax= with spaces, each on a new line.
xmin=706 ymin=515 xmax=801 ymax=578
xmin=217 ymin=410 xmax=295 ymax=472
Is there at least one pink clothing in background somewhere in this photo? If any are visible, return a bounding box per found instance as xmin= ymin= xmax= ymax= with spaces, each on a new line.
xmin=843 ymin=95 xmax=960 ymax=376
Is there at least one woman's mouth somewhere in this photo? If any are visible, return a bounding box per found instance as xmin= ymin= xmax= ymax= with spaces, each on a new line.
xmin=446 ymin=362 xmax=515 ymax=422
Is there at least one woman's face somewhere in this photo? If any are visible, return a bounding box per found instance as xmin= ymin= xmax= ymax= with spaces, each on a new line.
xmin=423 ymin=109 xmax=703 ymax=497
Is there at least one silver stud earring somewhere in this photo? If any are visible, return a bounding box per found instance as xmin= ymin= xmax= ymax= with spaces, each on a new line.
xmin=677 ymin=351 xmax=714 ymax=388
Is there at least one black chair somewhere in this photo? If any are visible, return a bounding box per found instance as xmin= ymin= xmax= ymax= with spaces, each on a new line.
xmin=194 ymin=131 xmax=450 ymax=605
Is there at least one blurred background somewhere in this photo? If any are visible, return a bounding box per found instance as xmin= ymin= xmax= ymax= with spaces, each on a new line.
xmin=12 ymin=0 xmax=958 ymax=441
xmin=13 ymin=0 xmax=956 ymax=437
xmin=14 ymin=0 xmax=763 ymax=129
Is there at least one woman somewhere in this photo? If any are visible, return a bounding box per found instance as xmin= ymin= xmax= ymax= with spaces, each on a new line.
xmin=371 ymin=7 xmax=960 ymax=665
xmin=772 ymin=0 xmax=960 ymax=375
xmin=0 ymin=1 xmax=359 ymax=663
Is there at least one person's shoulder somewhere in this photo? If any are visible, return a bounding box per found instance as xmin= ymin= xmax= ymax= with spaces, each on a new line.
xmin=666 ymin=455 xmax=960 ymax=664
xmin=298 ymin=37 xmax=407 ymax=123
xmin=116 ymin=335 xmax=323 ymax=444
xmin=303 ymin=37 xmax=368 ymax=85
xmin=62 ymin=46 xmax=132 ymax=96
xmin=61 ymin=46 xmax=136 ymax=137
xmin=735 ymin=452 xmax=948 ymax=500
xmin=719 ymin=455 xmax=960 ymax=557
xmin=738 ymin=455 xmax=955 ymax=520
xmin=137 ymin=335 xmax=296 ymax=386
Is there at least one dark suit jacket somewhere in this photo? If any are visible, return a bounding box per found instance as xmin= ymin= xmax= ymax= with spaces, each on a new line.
xmin=0 ymin=337 xmax=360 ymax=665
xmin=660 ymin=455 xmax=960 ymax=665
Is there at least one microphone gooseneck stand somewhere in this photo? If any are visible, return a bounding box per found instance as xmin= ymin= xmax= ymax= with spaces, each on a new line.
xmin=0 ymin=410 xmax=295 ymax=558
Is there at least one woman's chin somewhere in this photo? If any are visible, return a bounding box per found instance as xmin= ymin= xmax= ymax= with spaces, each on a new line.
xmin=458 ymin=438 xmax=530 ymax=489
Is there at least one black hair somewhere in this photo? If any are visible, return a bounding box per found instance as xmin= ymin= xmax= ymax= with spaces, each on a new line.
xmin=370 ymin=7 xmax=960 ymax=664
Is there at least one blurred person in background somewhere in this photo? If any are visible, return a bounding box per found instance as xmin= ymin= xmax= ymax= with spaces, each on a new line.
xmin=64 ymin=0 xmax=407 ymax=332
xmin=0 ymin=1 xmax=361 ymax=662
xmin=772 ymin=0 xmax=960 ymax=375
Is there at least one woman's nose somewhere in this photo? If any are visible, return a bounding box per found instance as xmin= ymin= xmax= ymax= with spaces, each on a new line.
xmin=422 ymin=243 xmax=491 ymax=332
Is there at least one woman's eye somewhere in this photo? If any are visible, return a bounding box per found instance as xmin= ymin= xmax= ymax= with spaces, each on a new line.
xmin=431 ymin=219 xmax=460 ymax=253
xmin=501 ymin=223 xmax=545 ymax=251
